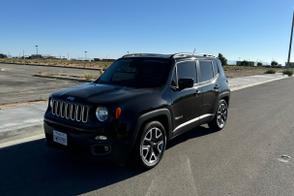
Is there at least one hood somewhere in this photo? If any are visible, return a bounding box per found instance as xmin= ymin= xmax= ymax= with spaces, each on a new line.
xmin=52 ymin=82 xmax=156 ymax=104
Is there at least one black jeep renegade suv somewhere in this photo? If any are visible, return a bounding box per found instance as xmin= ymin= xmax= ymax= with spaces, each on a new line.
xmin=44 ymin=53 xmax=230 ymax=169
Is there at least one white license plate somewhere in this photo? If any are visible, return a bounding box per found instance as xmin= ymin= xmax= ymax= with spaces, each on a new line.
xmin=53 ymin=130 xmax=68 ymax=146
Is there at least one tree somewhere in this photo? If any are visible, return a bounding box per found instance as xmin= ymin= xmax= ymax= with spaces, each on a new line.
xmin=218 ymin=53 xmax=227 ymax=66
xmin=271 ymin=61 xmax=278 ymax=67
xmin=0 ymin=53 xmax=7 ymax=58
xmin=257 ymin=62 xmax=263 ymax=66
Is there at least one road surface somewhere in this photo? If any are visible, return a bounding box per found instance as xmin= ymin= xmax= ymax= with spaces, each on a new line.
xmin=0 ymin=77 xmax=294 ymax=195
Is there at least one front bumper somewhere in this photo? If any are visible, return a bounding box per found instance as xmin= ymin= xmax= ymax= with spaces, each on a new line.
xmin=44 ymin=119 xmax=132 ymax=162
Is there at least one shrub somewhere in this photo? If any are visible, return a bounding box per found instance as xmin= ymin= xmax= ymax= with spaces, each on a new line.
xmin=237 ymin=60 xmax=255 ymax=67
xmin=271 ymin=61 xmax=278 ymax=67
xmin=282 ymin=70 xmax=293 ymax=76
xmin=264 ymin=69 xmax=276 ymax=74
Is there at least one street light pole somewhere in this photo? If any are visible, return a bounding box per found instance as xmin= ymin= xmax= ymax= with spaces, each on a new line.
xmin=35 ymin=45 xmax=39 ymax=55
xmin=287 ymin=11 xmax=294 ymax=67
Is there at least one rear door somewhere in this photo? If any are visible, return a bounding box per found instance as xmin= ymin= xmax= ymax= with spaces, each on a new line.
xmin=196 ymin=59 xmax=219 ymax=115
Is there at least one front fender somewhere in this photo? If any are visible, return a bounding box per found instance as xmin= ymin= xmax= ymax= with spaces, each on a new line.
xmin=130 ymin=108 xmax=172 ymax=148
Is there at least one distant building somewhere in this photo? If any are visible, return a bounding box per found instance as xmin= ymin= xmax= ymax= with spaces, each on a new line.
xmin=286 ymin=62 xmax=294 ymax=67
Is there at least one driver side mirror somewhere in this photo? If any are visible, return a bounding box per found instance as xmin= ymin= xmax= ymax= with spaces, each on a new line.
xmin=178 ymin=78 xmax=194 ymax=90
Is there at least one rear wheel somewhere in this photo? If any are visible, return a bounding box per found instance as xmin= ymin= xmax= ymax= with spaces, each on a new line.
xmin=208 ymin=99 xmax=228 ymax=131
xmin=135 ymin=121 xmax=167 ymax=170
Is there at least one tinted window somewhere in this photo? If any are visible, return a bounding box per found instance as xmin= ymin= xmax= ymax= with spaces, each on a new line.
xmin=97 ymin=58 xmax=171 ymax=88
xmin=213 ymin=60 xmax=220 ymax=75
xmin=199 ymin=60 xmax=214 ymax=82
xmin=176 ymin=61 xmax=197 ymax=83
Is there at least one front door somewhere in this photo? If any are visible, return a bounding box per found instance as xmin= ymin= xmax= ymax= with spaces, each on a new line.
xmin=170 ymin=60 xmax=202 ymax=133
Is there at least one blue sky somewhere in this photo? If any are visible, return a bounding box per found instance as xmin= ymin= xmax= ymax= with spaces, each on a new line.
xmin=0 ymin=0 xmax=293 ymax=64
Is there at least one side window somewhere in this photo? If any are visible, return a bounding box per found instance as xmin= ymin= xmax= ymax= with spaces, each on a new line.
xmin=176 ymin=61 xmax=197 ymax=83
xmin=199 ymin=60 xmax=214 ymax=82
xmin=213 ymin=60 xmax=220 ymax=75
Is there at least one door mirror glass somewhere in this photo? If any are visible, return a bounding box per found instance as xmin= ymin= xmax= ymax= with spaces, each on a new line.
xmin=178 ymin=78 xmax=194 ymax=89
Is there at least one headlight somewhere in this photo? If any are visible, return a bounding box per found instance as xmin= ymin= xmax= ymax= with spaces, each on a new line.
xmin=96 ymin=107 xmax=109 ymax=122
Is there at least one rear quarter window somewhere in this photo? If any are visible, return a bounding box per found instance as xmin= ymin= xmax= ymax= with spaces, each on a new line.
xmin=213 ymin=60 xmax=220 ymax=75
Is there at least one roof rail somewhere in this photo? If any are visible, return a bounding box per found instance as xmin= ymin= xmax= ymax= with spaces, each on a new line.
xmin=170 ymin=52 xmax=195 ymax=59
xmin=122 ymin=53 xmax=147 ymax=58
xmin=122 ymin=52 xmax=216 ymax=59
xmin=196 ymin=53 xmax=216 ymax=58
xmin=122 ymin=53 xmax=170 ymax=58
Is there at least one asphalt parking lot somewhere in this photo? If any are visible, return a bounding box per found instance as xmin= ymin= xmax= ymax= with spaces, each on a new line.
xmin=0 ymin=63 xmax=98 ymax=105
xmin=0 ymin=77 xmax=294 ymax=196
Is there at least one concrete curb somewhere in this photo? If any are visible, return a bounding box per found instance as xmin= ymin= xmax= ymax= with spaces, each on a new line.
xmin=230 ymin=75 xmax=290 ymax=91
xmin=0 ymin=133 xmax=44 ymax=149
xmin=33 ymin=74 xmax=92 ymax=82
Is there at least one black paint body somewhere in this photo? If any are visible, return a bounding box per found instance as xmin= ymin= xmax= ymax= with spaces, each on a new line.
xmin=44 ymin=53 xmax=230 ymax=162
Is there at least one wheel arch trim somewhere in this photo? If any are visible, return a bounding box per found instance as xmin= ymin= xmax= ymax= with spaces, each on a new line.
xmin=218 ymin=91 xmax=230 ymax=104
xmin=132 ymin=108 xmax=172 ymax=147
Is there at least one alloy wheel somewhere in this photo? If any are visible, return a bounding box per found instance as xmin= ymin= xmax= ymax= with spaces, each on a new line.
xmin=140 ymin=127 xmax=165 ymax=167
xmin=216 ymin=101 xmax=228 ymax=129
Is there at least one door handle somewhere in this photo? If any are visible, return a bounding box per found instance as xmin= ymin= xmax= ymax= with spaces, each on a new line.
xmin=214 ymin=85 xmax=219 ymax=91
xmin=194 ymin=89 xmax=201 ymax=96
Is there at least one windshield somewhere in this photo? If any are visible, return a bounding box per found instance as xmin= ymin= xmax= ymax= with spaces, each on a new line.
xmin=96 ymin=58 xmax=172 ymax=88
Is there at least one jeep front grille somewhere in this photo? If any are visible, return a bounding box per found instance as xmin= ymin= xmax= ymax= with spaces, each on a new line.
xmin=51 ymin=99 xmax=89 ymax=123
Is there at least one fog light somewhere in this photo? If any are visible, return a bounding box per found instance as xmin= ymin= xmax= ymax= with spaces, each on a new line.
xmin=95 ymin=135 xmax=108 ymax=141
xmin=104 ymin=146 xmax=110 ymax=152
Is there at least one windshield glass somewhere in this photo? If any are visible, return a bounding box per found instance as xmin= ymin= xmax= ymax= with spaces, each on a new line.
xmin=96 ymin=58 xmax=172 ymax=88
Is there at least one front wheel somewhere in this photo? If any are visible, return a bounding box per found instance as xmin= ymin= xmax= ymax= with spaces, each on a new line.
xmin=208 ymin=99 xmax=228 ymax=131
xmin=135 ymin=121 xmax=167 ymax=170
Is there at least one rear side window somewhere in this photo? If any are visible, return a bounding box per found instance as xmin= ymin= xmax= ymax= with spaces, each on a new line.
xmin=213 ymin=60 xmax=220 ymax=75
xmin=199 ymin=60 xmax=214 ymax=82
xmin=176 ymin=61 xmax=197 ymax=83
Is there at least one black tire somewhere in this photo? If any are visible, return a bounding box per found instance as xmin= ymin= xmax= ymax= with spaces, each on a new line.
xmin=134 ymin=121 xmax=167 ymax=170
xmin=208 ymin=99 xmax=228 ymax=131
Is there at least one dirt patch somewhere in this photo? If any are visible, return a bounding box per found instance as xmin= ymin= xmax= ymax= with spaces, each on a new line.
xmin=224 ymin=66 xmax=286 ymax=78
xmin=0 ymin=58 xmax=111 ymax=70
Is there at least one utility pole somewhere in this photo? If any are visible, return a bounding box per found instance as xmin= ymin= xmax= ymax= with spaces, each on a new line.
xmin=35 ymin=45 xmax=39 ymax=55
xmin=287 ymin=11 xmax=294 ymax=67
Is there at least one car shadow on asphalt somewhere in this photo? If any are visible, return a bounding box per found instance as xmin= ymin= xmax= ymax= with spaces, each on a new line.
xmin=0 ymin=126 xmax=215 ymax=195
